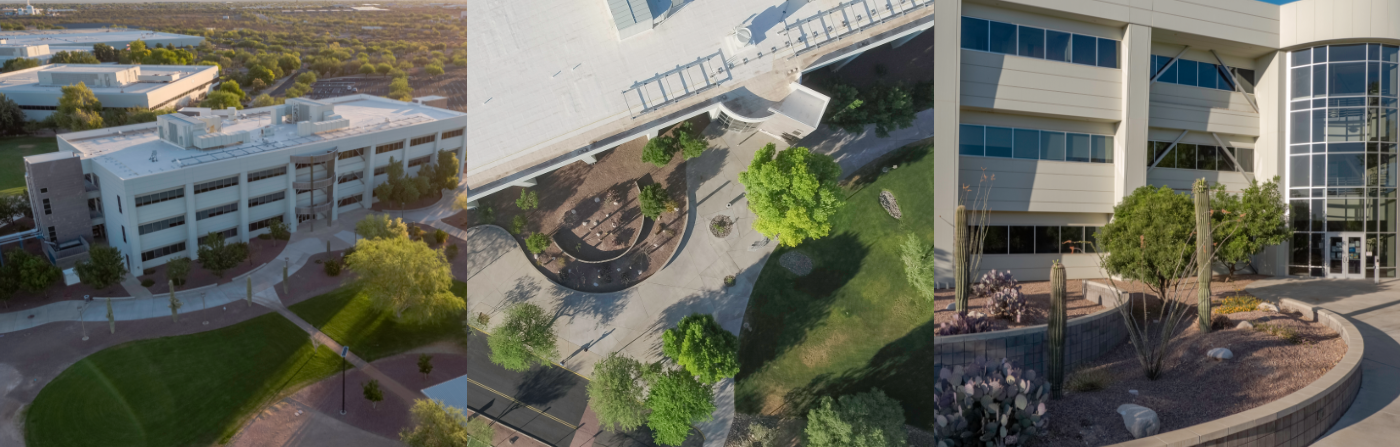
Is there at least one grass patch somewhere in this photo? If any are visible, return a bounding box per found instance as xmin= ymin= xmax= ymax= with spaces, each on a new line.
xmin=1253 ymin=322 xmax=1305 ymax=344
xmin=1066 ymin=367 xmax=1113 ymax=393
xmin=25 ymin=313 xmax=342 ymax=447
xmin=735 ymin=140 xmax=941 ymax=420
xmin=288 ymin=280 xmax=469 ymax=361
xmin=0 ymin=137 xmax=58 ymax=196
xmin=1214 ymin=295 xmax=1262 ymax=314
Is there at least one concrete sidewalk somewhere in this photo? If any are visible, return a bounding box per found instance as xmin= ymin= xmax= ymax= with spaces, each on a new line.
xmin=1246 ymin=278 xmax=1400 ymax=446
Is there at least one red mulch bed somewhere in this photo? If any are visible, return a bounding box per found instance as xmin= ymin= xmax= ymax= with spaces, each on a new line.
xmin=933 ymin=279 xmax=1107 ymax=330
xmin=371 ymin=190 xmax=443 ymax=214
xmin=446 ymin=115 xmax=705 ymax=293
xmin=0 ymin=238 xmax=126 ymax=312
xmin=141 ymin=237 xmax=286 ymax=295
xmin=286 ymin=348 xmax=471 ymax=440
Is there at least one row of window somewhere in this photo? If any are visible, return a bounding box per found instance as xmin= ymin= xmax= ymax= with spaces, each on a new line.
xmin=249 ymin=216 xmax=282 ymax=232
xmin=1293 ymin=97 xmax=1398 ymax=110
xmin=194 ymin=176 xmax=239 ymax=194
xmin=376 ymin=141 xmax=404 ymax=154
xmin=135 ymin=188 xmax=184 ymax=207
xmin=248 ymin=191 xmax=285 ymax=208
xmin=1288 ymin=153 xmax=1398 ymax=188
xmin=442 ymin=128 xmax=464 ymax=139
xmin=141 ymin=241 xmax=186 ymax=262
xmin=248 ymin=166 xmax=287 ymax=182
xmin=960 ymin=124 xmax=1115 ymax=163
xmin=1149 ymin=55 xmax=1246 ymax=92
xmin=339 ymin=172 xmax=362 ymax=184
xmin=1289 ymin=233 xmax=1397 ymax=276
xmin=338 ymin=195 xmax=364 ymax=207
xmin=138 ymin=215 xmax=185 ymax=235
xmin=1289 ymin=107 xmax=1398 ymax=143
xmin=410 ymin=134 xmax=436 ymax=146
xmin=1292 ymin=61 xmax=1400 ymax=99
xmin=408 ymin=155 xmax=432 ymax=167
xmin=1148 ymin=142 xmax=1255 ymax=172
xmin=960 ymin=17 xmax=1119 ymax=69
xmin=41 ymin=198 xmax=50 ymax=215
xmin=1293 ymin=44 xmax=1400 ymax=67
xmin=979 ymin=225 xmax=1101 ymax=255
xmin=338 ymin=147 xmax=366 ymax=160
xmin=213 ymin=227 xmax=238 ymax=240
xmin=197 ymin=202 xmax=238 ymax=220
xmin=1288 ymin=193 xmax=1397 ymax=233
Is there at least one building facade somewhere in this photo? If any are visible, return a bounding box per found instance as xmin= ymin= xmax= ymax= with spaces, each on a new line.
xmin=24 ymin=96 xmax=467 ymax=272
xmin=0 ymin=64 xmax=220 ymax=120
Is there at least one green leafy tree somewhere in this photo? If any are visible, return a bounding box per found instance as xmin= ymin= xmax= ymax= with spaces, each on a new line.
xmin=376 ymin=62 xmax=393 ymax=76
xmin=248 ymin=78 xmax=268 ymax=92
xmin=587 ymin=352 xmax=648 ymax=432
xmin=804 ymin=389 xmax=907 ymax=447
xmin=864 ymin=83 xmax=916 ymax=138
xmin=359 ymin=63 xmax=376 ymax=75
xmin=822 ymin=82 xmax=865 ymax=134
xmin=1098 ymin=185 xmax=1196 ymax=300
xmin=74 ymin=245 xmax=127 ymax=291
xmin=738 ymin=144 xmax=845 ymax=247
xmin=356 ymin=214 xmax=409 ymax=240
xmin=466 ymin=416 xmax=492 ymax=447
xmin=0 ymin=94 xmax=24 ymax=135
xmin=641 ymin=136 xmax=676 ymax=167
xmin=363 ymin=379 xmax=384 ymax=409
xmin=49 ymin=51 xmax=100 ymax=64
xmin=677 ymin=123 xmax=707 ymax=160
xmin=487 ymin=302 xmax=559 ymax=371
xmin=251 ymin=93 xmax=279 ymax=107
xmin=417 ymin=354 xmax=434 ymax=380
xmin=431 ymin=150 xmax=461 ymax=191
xmin=196 ymin=232 xmax=248 ymax=278
xmin=645 ymin=366 xmax=714 ymax=446
xmin=1 ymin=58 xmax=39 ymax=73
xmin=515 ymin=189 xmax=538 ymax=211
xmin=400 ymin=399 xmax=472 ymax=447
xmin=662 ymin=313 xmax=739 ymax=384
xmin=10 ymin=249 xmax=58 ymax=298
xmin=509 ymin=215 xmax=528 ymax=235
xmin=247 ymin=65 xmax=276 ymax=86
xmin=0 ymin=252 xmax=20 ymax=306
xmin=278 ymin=54 xmax=302 ymax=73
xmin=0 ymin=194 xmax=27 ymax=227
xmin=425 ymin=63 xmax=445 ymax=76
xmin=899 ymin=232 xmax=937 ymax=301
xmin=525 ymin=232 xmax=551 ymax=254
xmin=1212 ymin=177 xmax=1290 ymax=277
xmin=54 ymin=83 xmax=104 ymax=131
xmin=268 ymin=218 xmax=291 ymax=241
xmin=346 ymin=236 xmax=463 ymax=323
xmin=296 ymin=70 xmax=317 ymax=85
xmin=638 ymin=184 xmax=669 ymax=220
xmin=200 ymin=91 xmax=244 ymax=110
xmin=218 ymin=80 xmax=247 ymax=100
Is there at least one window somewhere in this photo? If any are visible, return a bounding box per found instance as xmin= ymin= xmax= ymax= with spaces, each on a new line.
xmin=117 ymin=195 xmax=122 ymax=213
xmin=338 ymin=194 xmax=364 ymax=207
xmin=134 ymin=188 xmax=184 ymax=207
xmin=1151 ymin=55 xmax=1238 ymax=91
xmin=338 ymin=171 xmax=362 ymax=184
xmin=249 ymin=216 xmax=282 ymax=232
xmin=960 ymin=124 xmax=1112 ymax=164
xmin=1008 ymin=226 xmax=1034 ymax=254
xmin=960 ymin=16 xmax=1119 ymax=68
xmin=408 ymin=155 xmax=432 ymax=167
xmin=121 ymin=225 xmax=126 ymax=243
xmin=39 ymin=188 xmax=47 ymax=193
xmin=194 ymin=176 xmax=239 ymax=194
xmin=196 ymin=202 xmax=238 ymax=220
xmin=441 ymin=128 xmax=464 ymax=139
xmin=138 ymin=215 xmax=185 ymax=235
xmin=248 ymin=191 xmax=285 ymax=208
xmin=46 ymin=226 xmax=56 ymax=241
xmin=214 ymin=227 xmax=238 ymax=240
xmin=410 ymin=134 xmax=437 ymax=146
xmin=1148 ymin=141 xmax=1253 ymax=172
xmin=141 ymin=241 xmax=186 ymax=262
xmin=374 ymin=166 xmax=387 ymax=176
xmin=42 ymin=198 xmax=50 ymax=215
xmin=375 ymin=141 xmax=404 ymax=154
xmin=338 ymin=147 xmax=366 ymax=160
xmin=249 ymin=166 xmax=287 ymax=182
xmin=979 ymin=225 xmax=1100 ymax=254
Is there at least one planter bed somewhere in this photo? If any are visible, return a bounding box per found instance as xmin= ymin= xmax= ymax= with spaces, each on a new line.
xmin=932 ymin=279 xmax=1107 ymax=330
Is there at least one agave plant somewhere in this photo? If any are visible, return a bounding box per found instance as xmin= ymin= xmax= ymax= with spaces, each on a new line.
xmin=936 ymin=312 xmax=996 ymax=336
xmin=933 ymin=357 xmax=1050 ymax=447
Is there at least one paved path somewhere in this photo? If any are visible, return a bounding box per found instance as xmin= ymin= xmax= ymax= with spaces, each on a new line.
xmin=1246 ymin=278 xmax=1400 ymax=446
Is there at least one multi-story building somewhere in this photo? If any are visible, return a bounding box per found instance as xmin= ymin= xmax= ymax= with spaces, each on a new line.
xmin=23 ymin=96 xmax=467 ymax=271
xmin=0 ymin=28 xmax=203 ymax=51
xmin=469 ymin=0 xmax=1399 ymax=283
xmin=0 ymin=64 xmax=220 ymax=120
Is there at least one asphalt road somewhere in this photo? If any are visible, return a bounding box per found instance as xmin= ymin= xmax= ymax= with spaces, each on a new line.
xmin=466 ymin=334 xmax=663 ymax=447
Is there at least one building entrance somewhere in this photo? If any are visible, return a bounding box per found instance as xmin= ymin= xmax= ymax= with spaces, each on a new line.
xmin=1327 ymin=232 xmax=1366 ymax=279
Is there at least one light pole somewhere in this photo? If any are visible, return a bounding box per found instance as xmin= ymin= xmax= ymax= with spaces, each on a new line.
xmin=340 ymin=345 xmax=348 ymax=415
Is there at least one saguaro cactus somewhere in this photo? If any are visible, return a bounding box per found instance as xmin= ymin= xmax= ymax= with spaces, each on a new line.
xmin=1047 ymin=260 xmax=1067 ymax=399
xmin=954 ymin=205 xmax=969 ymax=312
xmin=1194 ymin=179 xmax=1213 ymax=333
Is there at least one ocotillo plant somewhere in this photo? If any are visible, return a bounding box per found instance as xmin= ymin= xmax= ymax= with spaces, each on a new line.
xmin=1194 ymin=179 xmax=1213 ymax=333
xmin=954 ymin=205 xmax=969 ymax=312
xmin=1047 ymin=260 xmax=1067 ymax=399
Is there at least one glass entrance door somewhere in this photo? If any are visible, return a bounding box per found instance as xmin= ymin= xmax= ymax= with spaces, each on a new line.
xmin=1327 ymin=233 xmax=1366 ymax=278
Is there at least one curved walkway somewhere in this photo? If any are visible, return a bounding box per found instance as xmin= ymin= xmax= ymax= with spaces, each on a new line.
xmin=1246 ymin=278 xmax=1400 ymax=445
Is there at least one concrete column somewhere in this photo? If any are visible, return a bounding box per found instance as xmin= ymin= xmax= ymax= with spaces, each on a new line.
xmin=512 ymin=177 xmax=537 ymax=188
xmin=286 ymin=161 xmax=298 ymax=233
xmin=829 ymin=53 xmax=861 ymax=72
xmin=364 ymin=144 xmax=377 ymax=206
xmin=932 ymin=0 xmax=962 ymax=285
xmin=1254 ymin=50 xmax=1290 ymax=276
xmin=456 ymin=138 xmax=467 ymax=181
xmin=1116 ymin=24 xmax=1151 ymax=202
xmin=237 ymin=171 xmax=250 ymax=243
xmin=330 ymin=156 xmax=340 ymax=222
xmin=890 ymin=29 xmax=925 ymax=49
xmin=183 ymin=183 xmax=199 ymax=260
xmin=123 ymin=208 xmax=143 ymax=273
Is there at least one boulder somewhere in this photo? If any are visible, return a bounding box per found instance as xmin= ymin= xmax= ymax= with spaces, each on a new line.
xmin=1207 ymin=347 xmax=1234 ymax=361
xmin=946 ymin=303 xmax=956 ymax=311
xmin=1258 ymin=302 xmax=1279 ymax=312
xmin=1116 ymin=404 xmax=1161 ymax=439
xmin=1236 ymin=321 xmax=1254 ymax=330
xmin=879 ymin=190 xmax=902 ymax=219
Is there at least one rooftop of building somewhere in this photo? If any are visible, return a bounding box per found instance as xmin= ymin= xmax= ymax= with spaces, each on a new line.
xmin=0 ymin=28 xmax=201 ymax=47
xmin=56 ymin=95 xmax=465 ymax=181
xmin=0 ymin=64 xmax=217 ymax=96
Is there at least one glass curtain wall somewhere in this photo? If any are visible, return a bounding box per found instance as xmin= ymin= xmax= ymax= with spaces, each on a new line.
xmin=1289 ymin=43 xmax=1400 ymax=278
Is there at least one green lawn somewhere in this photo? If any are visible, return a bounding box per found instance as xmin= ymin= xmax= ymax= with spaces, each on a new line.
xmin=735 ymin=141 xmax=948 ymax=426
xmin=288 ymin=280 xmax=469 ymax=361
xmin=0 ymin=136 xmax=58 ymax=196
xmin=25 ymin=314 xmax=342 ymax=447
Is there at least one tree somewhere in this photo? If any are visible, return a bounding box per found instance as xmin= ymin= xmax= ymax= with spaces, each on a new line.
xmin=376 ymin=62 xmax=393 ymax=76
xmin=662 ymin=313 xmax=739 ymax=384
xmin=899 ymin=233 xmax=937 ymax=301
xmin=268 ymin=218 xmax=290 ymax=241
xmin=1 ymin=58 xmax=39 ymax=73
xmin=588 ymin=352 xmax=649 ymax=432
xmin=487 ymin=302 xmax=559 ymax=371
xmin=822 ymin=82 xmax=866 ymax=134
xmin=251 ymin=93 xmax=278 ymax=107
xmin=93 ymin=43 xmax=118 ymax=62
xmin=466 ymin=415 xmax=492 ymax=447
xmin=525 ymin=232 xmax=551 ymax=254
xmin=296 ymin=71 xmax=318 ymax=85
xmin=346 ymin=236 xmax=463 ymax=323
xmin=218 ymin=80 xmax=247 ymax=100
xmin=1212 ymin=177 xmax=1290 ymax=277
xmin=10 ymin=249 xmax=58 ymax=298
xmin=54 ymin=83 xmax=104 ymax=131
xmin=165 ymin=256 xmax=191 ymax=286
xmin=863 ymin=83 xmax=917 ymax=138
xmin=249 ymin=78 xmax=268 ymax=92
xmin=638 ymin=184 xmax=670 ymax=220
xmin=677 ymin=123 xmax=707 ymax=160
xmin=356 ymin=214 xmax=409 ymax=240
xmin=738 ymin=144 xmax=845 ymax=247
xmin=247 ymin=65 xmax=276 ymax=86
xmin=196 ymin=232 xmax=248 ymax=279
xmin=0 ymin=194 xmax=29 ymax=227
xmin=1098 ymin=185 xmax=1196 ymax=301
xmin=425 ymin=63 xmax=444 ymax=77
xmin=0 ymin=94 xmax=24 ymax=136
xmin=362 ymin=379 xmax=384 ymax=409
xmin=400 ymin=399 xmax=471 ymax=447
xmin=200 ymin=91 xmax=244 ymax=110
xmin=278 ymin=54 xmax=302 ymax=73
xmin=515 ymin=189 xmax=538 ymax=211
xmin=168 ymin=280 xmax=182 ymax=322
xmin=645 ymin=366 xmax=714 ymax=446
xmin=0 ymin=251 xmax=20 ymax=306
xmin=359 ymin=63 xmax=376 ymax=75
xmin=418 ymin=354 xmax=434 ymax=380
xmin=74 ymin=245 xmax=127 ymax=291
xmin=805 ymin=389 xmax=907 ymax=447
xmin=430 ymin=150 xmax=460 ymax=191
xmin=641 ymin=136 xmax=676 ymax=167
xmin=49 ymin=51 xmax=99 ymax=64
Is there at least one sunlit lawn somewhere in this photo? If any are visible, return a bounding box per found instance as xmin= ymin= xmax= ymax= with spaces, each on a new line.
xmin=735 ymin=141 xmax=949 ymax=425
xmin=0 ymin=136 xmax=58 ymax=196
xmin=288 ymin=280 xmax=469 ymax=361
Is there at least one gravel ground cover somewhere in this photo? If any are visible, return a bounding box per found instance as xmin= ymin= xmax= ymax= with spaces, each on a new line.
xmin=931 ymin=279 xmax=1106 ymax=329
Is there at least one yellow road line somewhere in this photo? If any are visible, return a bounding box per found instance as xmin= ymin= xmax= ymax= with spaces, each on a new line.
xmin=466 ymin=377 xmax=578 ymax=429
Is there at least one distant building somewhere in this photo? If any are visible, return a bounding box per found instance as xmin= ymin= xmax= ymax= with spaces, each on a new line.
xmin=0 ymin=28 xmax=204 ymax=53
xmin=15 ymin=0 xmax=41 ymax=16
xmin=0 ymin=64 xmax=220 ymax=120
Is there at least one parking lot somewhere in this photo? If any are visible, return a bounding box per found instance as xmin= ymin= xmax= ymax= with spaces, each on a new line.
xmin=308 ymin=66 xmax=465 ymax=112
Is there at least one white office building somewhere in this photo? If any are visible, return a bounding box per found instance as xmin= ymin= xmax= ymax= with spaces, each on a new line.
xmin=23 ymin=96 xmax=467 ymax=271
xmin=0 ymin=28 xmax=203 ymax=52
xmin=0 ymin=64 xmax=220 ymax=120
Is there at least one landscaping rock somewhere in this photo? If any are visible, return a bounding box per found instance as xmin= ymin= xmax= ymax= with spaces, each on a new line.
xmin=1207 ymin=347 xmax=1234 ymax=361
xmin=779 ymin=251 xmax=813 ymax=276
xmin=879 ymin=190 xmax=901 ymax=219
xmin=1258 ymin=302 xmax=1279 ymax=312
xmin=946 ymin=303 xmax=956 ymax=311
xmin=1236 ymin=321 xmax=1254 ymax=330
xmin=1116 ymin=404 xmax=1161 ymax=439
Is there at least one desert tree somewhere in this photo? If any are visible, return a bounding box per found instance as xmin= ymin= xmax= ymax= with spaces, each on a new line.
xmin=363 ymin=379 xmax=384 ymax=409
xmin=1211 ymin=177 xmax=1290 ymax=278
xmin=74 ymin=245 xmax=127 ymax=291
xmin=346 ymin=236 xmax=463 ymax=323
xmin=400 ymin=399 xmax=472 ymax=447
xmin=418 ymin=354 xmax=434 ymax=380
xmin=738 ymin=144 xmax=844 ymax=246
xmin=661 ymin=313 xmax=739 ymax=384
xmin=587 ymin=352 xmax=649 ymax=432
xmin=487 ymin=302 xmax=559 ymax=371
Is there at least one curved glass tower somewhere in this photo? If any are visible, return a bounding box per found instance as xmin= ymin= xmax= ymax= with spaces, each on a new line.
xmin=1288 ymin=43 xmax=1398 ymax=278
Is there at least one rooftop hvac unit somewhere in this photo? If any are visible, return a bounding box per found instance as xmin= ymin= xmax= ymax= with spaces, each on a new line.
xmin=296 ymin=116 xmax=349 ymax=136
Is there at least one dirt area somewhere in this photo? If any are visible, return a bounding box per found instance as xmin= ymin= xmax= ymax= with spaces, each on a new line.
xmin=551 ymin=184 xmax=646 ymax=261
xmin=446 ymin=115 xmax=704 ymax=293
xmin=933 ymin=280 xmax=1107 ymax=330
xmin=1087 ymin=274 xmax=1269 ymax=302
xmin=142 ymin=237 xmax=287 ymax=295
xmin=1038 ymin=307 xmax=1347 ymax=446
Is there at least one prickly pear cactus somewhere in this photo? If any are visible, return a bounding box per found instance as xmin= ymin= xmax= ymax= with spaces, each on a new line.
xmin=933 ymin=357 xmax=1050 ymax=447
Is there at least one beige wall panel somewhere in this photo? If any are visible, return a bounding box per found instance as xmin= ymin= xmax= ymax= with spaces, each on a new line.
xmin=964 ymin=50 xmax=1123 ymax=82
xmin=964 ymin=1 xmax=1128 ymax=36
xmin=1148 ymin=103 xmax=1260 ymax=136
xmin=1149 ymin=83 xmax=1256 ymax=113
xmin=1147 ymin=14 xmax=1277 ymax=49
xmin=962 ymin=86 xmax=1123 ymax=120
xmin=1151 ymin=0 xmax=1279 ymax=35
xmin=962 ymin=156 xmax=1116 ymax=213
xmin=1146 ymin=167 xmax=1253 ymax=192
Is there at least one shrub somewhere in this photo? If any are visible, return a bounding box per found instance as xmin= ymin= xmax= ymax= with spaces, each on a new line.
xmin=324 ymin=259 xmax=342 ymax=276
xmin=476 ymin=204 xmax=495 ymax=224
xmin=935 ymin=312 xmax=995 ymax=336
xmin=1066 ymin=367 xmax=1113 ymax=392
xmin=933 ymin=358 xmax=1050 ymax=446
xmin=1254 ymin=323 xmax=1305 ymax=344
xmin=976 ymin=270 xmax=1027 ymax=323
xmin=525 ymin=232 xmax=551 ymax=254
xmin=1209 ymin=314 xmax=1233 ymax=331
xmin=141 ymin=279 xmax=154 ymax=287
xmin=444 ymin=244 xmax=459 ymax=261
xmin=434 ymin=228 xmax=448 ymax=246
xmin=638 ymin=184 xmax=668 ymax=220
xmin=408 ymin=226 xmax=425 ymax=241
xmin=509 ymin=215 xmax=527 ymax=235
xmin=516 ymin=189 xmax=539 ymax=210
xmin=805 ymin=389 xmax=907 ymax=447
xmin=641 ymin=135 xmax=676 ymax=167
xmin=1214 ymin=295 xmax=1262 ymax=314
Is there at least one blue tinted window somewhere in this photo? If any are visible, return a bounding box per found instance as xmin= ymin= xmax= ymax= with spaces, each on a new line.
xmin=1018 ymin=26 xmax=1044 ymax=58
xmin=961 ymin=17 xmax=989 ymax=51
xmin=1097 ymin=38 xmax=1117 ymax=68
xmin=1293 ymin=48 xmax=1311 ymax=67
xmin=1314 ymin=64 xmax=1328 ymax=96
xmin=1330 ymin=62 xmax=1367 ymax=96
xmin=1046 ymin=30 xmax=1070 ymax=62
xmin=1091 ymin=135 xmax=1111 ymax=163
xmin=1292 ymin=67 xmax=1311 ymax=97
xmin=1313 ymin=153 xmax=1327 ymax=186
xmin=1385 ymin=63 xmax=1398 ymax=97
xmin=1313 ymin=109 xmax=1328 ymax=143
xmin=1178 ymin=59 xmax=1198 ymax=86
xmin=1217 ymin=65 xmax=1235 ymax=90
xmin=959 ymin=124 xmax=984 ymax=155
xmin=1292 ymin=111 xmax=1310 ymax=143
xmin=985 ymin=127 xmax=1014 ymax=157
xmin=1331 ymin=44 xmax=1366 ymax=62
xmin=989 ymin=21 xmax=1016 ymax=54
xmin=1014 ymin=128 xmax=1039 ymax=159
xmin=1159 ymin=56 xmax=1177 ymax=83
xmin=1067 ymin=133 xmax=1092 ymax=162
xmin=1370 ymin=44 xmax=1382 ymax=61
xmin=1386 ymin=45 xmax=1399 ymax=63
xmin=1198 ymin=61 xmax=1217 ymax=89
xmin=1071 ymin=34 xmax=1096 ymax=66
xmin=1040 ymin=131 xmax=1065 ymax=160
xmin=1371 ymin=62 xmax=1382 ymax=95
